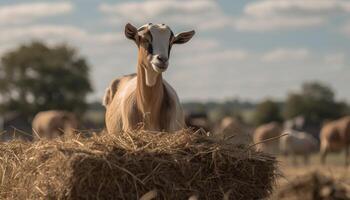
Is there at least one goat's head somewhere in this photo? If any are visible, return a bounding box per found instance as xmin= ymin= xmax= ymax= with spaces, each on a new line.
xmin=125 ymin=23 xmax=195 ymax=85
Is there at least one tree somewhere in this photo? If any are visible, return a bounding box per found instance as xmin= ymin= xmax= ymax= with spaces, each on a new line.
xmin=284 ymin=82 xmax=348 ymax=124
xmin=253 ymin=99 xmax=282 ymax=126
xmin=0 ymin=42 xmax=92 ymax=119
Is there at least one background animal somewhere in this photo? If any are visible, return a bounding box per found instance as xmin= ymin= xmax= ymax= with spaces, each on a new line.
xmin=320 ymin=116 xmax=350 ymax=165
xmin=215 ymin=116 xmax=252 ymax=146
xmin=32 ymin=110 xmax=78 ymax=139
xmin=185 ymin=112 xmax=211 ymax=132
xmin=253 ymin=122 xmax=282 ymax=154
xmin=284 ymin=116 xmax=322 ymax=142
xmin=284 ymin=116 xmax=305 ymax=131
xmin=280 ymin=130 xmax=318 ymax=165
xmin=103 ymin=23 xmax=195 ymax=133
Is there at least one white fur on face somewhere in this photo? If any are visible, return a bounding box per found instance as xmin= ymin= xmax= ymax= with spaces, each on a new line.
xmin=149 ymin=24 xmax=171 ymax=73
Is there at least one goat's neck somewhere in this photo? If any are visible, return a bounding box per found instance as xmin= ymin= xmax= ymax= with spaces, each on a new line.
xmin=136 ymin=61 xmax=164 ymax=116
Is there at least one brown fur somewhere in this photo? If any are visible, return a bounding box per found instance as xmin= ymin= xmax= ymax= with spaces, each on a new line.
xmin=253 ymin=122 xmax=282 ymax=154
xmin=32 ymin=110 xmax=78 ymax=139
xmin=103 ymin=74 xmax=136 ymax=107
xmin=135 ymin=57 xmax=173 ymax=131
xmin=104 ymin=24 xmax=190 ymax=134
xmin=320 ymin=116 xmax=350 ymax=165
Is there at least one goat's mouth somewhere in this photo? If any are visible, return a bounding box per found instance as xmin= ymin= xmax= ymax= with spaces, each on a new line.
xmin=151 ymin=62 xmax=168 ymax=73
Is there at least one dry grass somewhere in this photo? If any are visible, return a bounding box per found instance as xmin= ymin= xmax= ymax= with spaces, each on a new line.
xmin=272 ymin=156 xmax=350 ymax=200
xmin=0 ymin=130 xmax=277 ymax=200
xmin=272 ymin=171 xmax=350 ymax=200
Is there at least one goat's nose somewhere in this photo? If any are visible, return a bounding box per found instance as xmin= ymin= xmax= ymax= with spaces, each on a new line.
xmin=156 ymin=55 xmax=168 ymax=63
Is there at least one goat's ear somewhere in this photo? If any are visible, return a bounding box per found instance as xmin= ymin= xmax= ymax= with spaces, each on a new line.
xmin=125 ymin=23 xmax=138 ymax=42
xmin=173 ymin=30 xmax=195 ymax=44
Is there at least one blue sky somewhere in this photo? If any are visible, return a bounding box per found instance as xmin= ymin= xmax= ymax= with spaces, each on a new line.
xmin=0 ymin=0 xmax=350 ymax=103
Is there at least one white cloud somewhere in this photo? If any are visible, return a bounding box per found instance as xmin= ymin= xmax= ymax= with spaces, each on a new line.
xmin=205 ymin=50 xmax=249 ymax=62
xmin=237 ymin=0 xmax=350 ymax=31
xmin=325 ymin=53 xmax=345 ymax=65
xmin=0 ymin=25 xmax=126 ymax=69
xmin=235 ymin=16 xmax=325 ymax=31
xmin=99 ymin=0 xmax=350 ymax=33
xmin=339 ymin=22 xmax=350 ymax=37
xmin=180 ymin=49 xmax=249 ymax=66
xmin=261 ymin=48 xmax=310 ymax=62
xmin=324 ymin=53 xmax=346 ymax=71
xmin=100 ymin=0 xmax=216 ymax=20
xmin=0 ymin=2 xmax=73 ymax=25
xmin=0 ymin=25 xmax=123 ymax=45
xmin=100 ymin=0 xmax=337 ymax=32
xmin=245 ymin=0 xmax=350 ymax=17
xmin=174 ymin=38 xmax=220 ymax=55
xmin=99 ymin=0 xmax=234 ymax=31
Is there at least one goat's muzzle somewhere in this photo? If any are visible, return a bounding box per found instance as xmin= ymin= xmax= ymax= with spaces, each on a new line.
xmin=151 ymin=55 xmax=169 ymax=73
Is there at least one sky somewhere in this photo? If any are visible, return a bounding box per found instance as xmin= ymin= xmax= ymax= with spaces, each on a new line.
xmin=0 ymin=0 xmax=350 ymax=103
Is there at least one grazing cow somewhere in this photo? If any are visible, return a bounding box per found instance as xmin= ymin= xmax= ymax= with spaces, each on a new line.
xmin=280 ymin=130 xmax=318 ymax=165
xmin=320 ymin=116 xmax=350 ymax=165
xmin=32 ymin=110 xmax=78 ymax=139
xmin=215 ymin=117 xmax=252 ymax=146
xmin=253 ymin=122 xmax=282 ymax=154
xmin=103 ymin=23 xmax=195 ymax=133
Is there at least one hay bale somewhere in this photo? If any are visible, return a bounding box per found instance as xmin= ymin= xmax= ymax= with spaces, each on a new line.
xmin=273 ymin=171 xmax=350 ymax=200
xmin=0 ymin=130 xmax=277 ymax=199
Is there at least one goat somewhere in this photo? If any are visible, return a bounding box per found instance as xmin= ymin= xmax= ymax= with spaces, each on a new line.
xmin=103 ymin=23 xmax=195 ymax=133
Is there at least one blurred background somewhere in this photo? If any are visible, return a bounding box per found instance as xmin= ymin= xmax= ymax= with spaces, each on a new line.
xmin=0 ymin=1 xmax=350 ymax=198
xmin=0 ymin=0 xmax=349 ymax=139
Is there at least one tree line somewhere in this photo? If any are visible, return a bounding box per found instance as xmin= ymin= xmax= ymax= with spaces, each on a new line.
xmin=0 ymin=42 xmax=92 ymax=122
xmin=254 ymin=82 xmax=349 ymax=126
xmin=184 ymin=82 xmax=349 ymax=126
